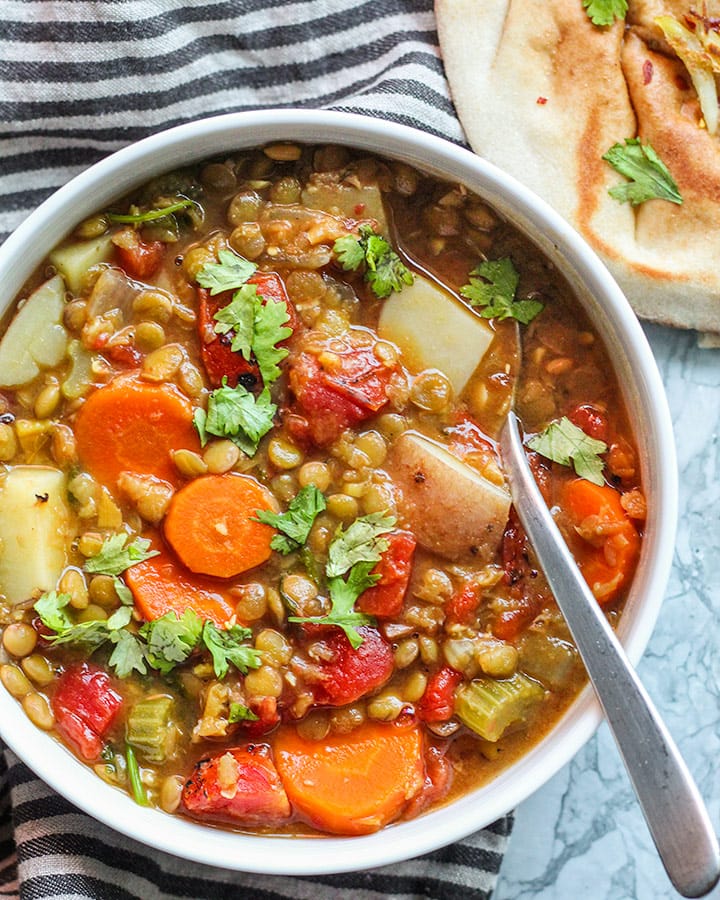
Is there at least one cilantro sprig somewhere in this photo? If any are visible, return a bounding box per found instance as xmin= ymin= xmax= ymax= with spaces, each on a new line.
xmin=84 ymin=534 xmax=159 ymax=577
xmin=289 ymin=513 xmax=396 ymax=647
xmin=460 ymin=258 xmax=543 ymax=324
xmin=194 ymin=381 xmax=276 ymax=456
xmin=33 ymin=595 xmax=261 ymax=681
xmin=603 ymin=139 xmax=683 ymax=207
xmin=196 ymin=248 xmax=292 ymax=387
xmin=582 ymin=0 xmax=627 ymax=27
xmin=254 ymin=485 xmax=327 ymax=555
xmin=334 ymin=225 xmax=414 ymax=299
xmin=106 ymin=198 xmax=201 ymax=226
xmin=528 ymin=416 xmax=608 ymax=485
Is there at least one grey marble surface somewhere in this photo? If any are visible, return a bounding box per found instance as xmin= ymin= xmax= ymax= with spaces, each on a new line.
xmin=494 ymin=323 xmax=720 ymax=899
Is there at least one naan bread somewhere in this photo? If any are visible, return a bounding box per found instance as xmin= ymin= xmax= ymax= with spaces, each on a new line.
xmin=436 ymin=0 xmax=720 ymax=333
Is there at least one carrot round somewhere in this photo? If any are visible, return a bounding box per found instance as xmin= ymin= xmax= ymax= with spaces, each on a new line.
xmin=124 ymin=534 xmax=236 ymax=626
xmin=562 ymin=478 xmax=641 ymax=605
xmin=74 ymin=373 xmax=200 ymax=491
xmin=273 ymin=720 xmax=425 ymax=835
xmin=163 ymin=473 xmax=276 ymax=578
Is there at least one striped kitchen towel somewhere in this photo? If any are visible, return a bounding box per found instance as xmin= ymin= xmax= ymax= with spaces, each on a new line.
xmin=0 ymin=1 xmax=512 ymax=898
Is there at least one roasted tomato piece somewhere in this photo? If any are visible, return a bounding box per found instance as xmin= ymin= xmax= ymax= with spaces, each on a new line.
xmin=112 ymin=228 xmax=165 ymax=280
xmin=445 ymin=582 xmax=481 ymax=625
xmin=197 ymin=272 xmax=299 ymax=388
xmin=51 ymin=663 xmax=123 ymax=760
xmin=357 ymin=531 xmax=416 ymax=618
xmin=568 ymin=403 xmax=609 ymax=442
xmin=417 ymin=666 xmax=462 ymax=723
xmin=182 ymin=745 xmax=291 ymax=826
xmin=288 ymin=330 xmax=397 ymax=446
xmin=309 ymin=626 xmax=394 ymax=706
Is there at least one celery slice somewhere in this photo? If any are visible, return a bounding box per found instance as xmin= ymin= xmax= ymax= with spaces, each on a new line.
xmin=126 ymin=696 xmax=177 ymax=763
xmin=455 ymin=673 xmax=545 ymax=742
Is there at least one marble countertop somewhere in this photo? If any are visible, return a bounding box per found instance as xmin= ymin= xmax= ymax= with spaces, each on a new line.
xmin=495 ymin=323 xmax=720 ymax=900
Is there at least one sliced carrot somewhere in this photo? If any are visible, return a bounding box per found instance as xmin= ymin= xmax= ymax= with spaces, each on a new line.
xmin=74 ymin=372 xmax=200 ymax=491
xmin=124 ymin=533 xmax=236 ymax=626
xmin=561 ymin=478 xmax=641 ymax=605
xmin=273 ymin=719 xmax=425 ymax=835
xmin=163 ymin=473 xmax=276 ymax=578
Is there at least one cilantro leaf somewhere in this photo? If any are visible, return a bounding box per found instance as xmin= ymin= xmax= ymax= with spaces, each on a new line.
xmin=140 ymin=609 xmax=204 ymax=675
xmin=325 ymin=513 xmax=396 ymax=578
xmin=582 ymin=0 xmax=628 ymax=27
xmin=113 ymin=578 xmax=134 ymax=606
xmin=202 ymin=622 xmax=262 ymax=679
xmin=460 ymin=258 xmax=543 ymax=324
xmin=212 ymin=283 xmax=256 ymax=359
xmin=333 ymin=225 xmax=414 ymax=299
xmin=108 ymin=629 xmax=148 ymax=678
xmin=289 ymin=560 xmax=378 ymax=649
xmin=603 ymin=139 xmax=682 ymax=206
xmin=84 ymin=534 xmax=160 ymax=577
xmin=33 ymin=591 xmax=73 ymax=633
xmin=528 ymin=416 xmax=608 ymax=485
xmin=195 ymin=381 xmax=276 ymax=456
xmin=196 ymin=248 xmax=257 ymax=295
xmin=252 ymin=295 xmax=293 ymax=385
xmin=254 ymin=485 xmax=327 ymax=555
xmin=228 ymin=702 xmax=259 ymax=723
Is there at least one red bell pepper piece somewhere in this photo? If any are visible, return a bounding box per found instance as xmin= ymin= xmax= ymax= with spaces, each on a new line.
xmin=182 ymin=745 xmax=291 ymax=826
xmin=417 ymin=666 xmax=463 ymax=723
xmin=309 ymin=626 xmax=394 ymax=706
xmin=197 ymin=272 xmax=299 ymax=388
xmin=357 ymin=531 xmax=416 ymax=618
xmin=51 ymin=663 xmax=123 ymax=760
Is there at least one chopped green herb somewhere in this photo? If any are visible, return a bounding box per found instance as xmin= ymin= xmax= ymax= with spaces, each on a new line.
xmin=254 ymin=485 xmax=327 ymax=555
xmin=460 ymin=258 xmax=543 ymax=324
xmin=325 ymin=513 xmax=395 ymax=578
xmin=84 ymin=533 xmax=159 ymax=577
xmin=289 ymin=559 xmax=378 ymax=649
xmin=252 ymin=294 xmax=293 ymax=385
xmin=106 ymin=197 xmax=200 ymax=226
xmin=125 ymin=743 xmax=150 ymax=806
xmin=113 ymin=578 xmax=134 ymax=606
xmin=603 ymin=139 xmax=682 ymax=206
xmin=582 ymin=0 xmax=627 ymax=27
xmin=194 ymin=381 xmax=276 ymax=456
xmin=33 ymin=590 xmax=72 ymax=633
xmin=528 ymin=416 xmax=608 ymax=485
xmin=228 ymin=702 xmax=260 ymax=724
xmin=107 ymin=629 xmax=148 ymax=679
xmin=334 ymin=225 xmax=414 ymax=299
xmin=212 ymin=283 xmax=256 ymax=359
xmin=202 ymin=622 xmax=262 ymax=679
xmin=140 ymin=610 xmax=204 ymax=675
xmin=196 ymin=248 xmax=257 ymax=295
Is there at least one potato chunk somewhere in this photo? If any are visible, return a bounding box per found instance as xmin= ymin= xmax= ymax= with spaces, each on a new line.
xmin=0 ymin=466 xmax=74 ymax=604
xmin=378 ymin=275 xmax=494 ymax=396
xmin=0 ymin=276 xmax=68 ymax=388
xmin=388 ymin=431 xmax=510 ymax=562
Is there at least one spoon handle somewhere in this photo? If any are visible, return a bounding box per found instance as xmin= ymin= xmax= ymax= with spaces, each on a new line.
xmin=501 ymin=412 xmax=720 ymax=898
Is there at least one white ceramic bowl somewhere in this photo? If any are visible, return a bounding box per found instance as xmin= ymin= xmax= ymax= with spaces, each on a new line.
xmin=0 ymin=109 xmax=678 ymax=875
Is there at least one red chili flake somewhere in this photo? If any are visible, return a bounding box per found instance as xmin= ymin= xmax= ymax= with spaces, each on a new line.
xmin=354 ymin=203 xmax=366 ymax=215
xmin=536 ymin=96 xmax=548 ymax=105
xmin=642 ymin=60 xmax=653 ymax=85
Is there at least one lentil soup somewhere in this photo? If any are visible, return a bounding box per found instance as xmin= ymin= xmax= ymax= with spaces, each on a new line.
xmin=0 ymin=143 xmax=645 ymax=836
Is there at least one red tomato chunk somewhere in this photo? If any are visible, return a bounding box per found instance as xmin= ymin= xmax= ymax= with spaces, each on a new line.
xmin=309 ymin=626 xmax=394 ymax=706
xmin=182 ymin=745 xmax=291 ymax=826
xmin=417 ymin=666 xmax=463 ymax=723
xmin=357 ymin=531 xmax=416 ymax=618
xmin=52 ymin=663 xmax=123 ymax=761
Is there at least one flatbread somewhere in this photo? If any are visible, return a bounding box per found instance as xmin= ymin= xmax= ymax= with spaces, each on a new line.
xmin=436 ymin=0 xmax=720 ymax=333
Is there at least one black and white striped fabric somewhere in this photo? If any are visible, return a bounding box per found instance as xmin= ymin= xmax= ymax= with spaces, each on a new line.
xmin=0 ymin=2 xmax=512 ymax=897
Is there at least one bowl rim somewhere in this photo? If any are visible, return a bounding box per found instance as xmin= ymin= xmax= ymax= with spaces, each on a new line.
xmin=0 ymin=108 xmax=678 ymax=875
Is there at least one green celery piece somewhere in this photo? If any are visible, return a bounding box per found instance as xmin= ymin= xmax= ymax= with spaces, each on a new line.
xmin=126 ymin=696 xmax=176 ymax=763
xmin=455 ymin=673 xmax=545 ymax=742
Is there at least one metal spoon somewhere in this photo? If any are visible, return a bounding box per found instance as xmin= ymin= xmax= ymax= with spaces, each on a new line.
xmin=500 ymin=410 xmax=720 ymax=898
